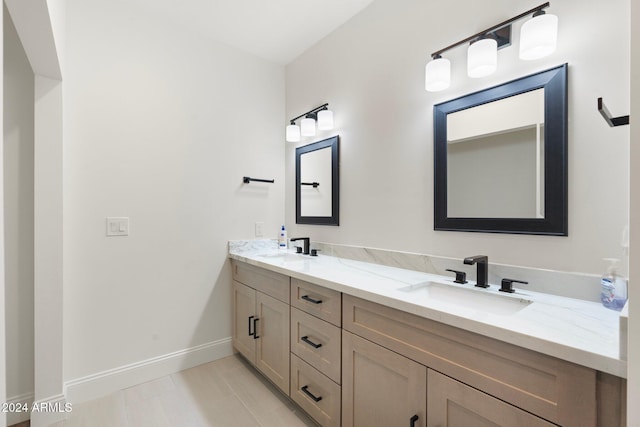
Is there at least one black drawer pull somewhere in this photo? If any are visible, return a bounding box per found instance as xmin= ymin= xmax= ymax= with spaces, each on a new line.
xmin=248 ymin=315 xmax=255 ymax=336
xmin=253 ymin=317 xmax=260 ymax=339
xmin=301 ymin=295 xmax=323 ymax=304
xmin=301 ymin=336 xmax=323 ymax=349
xmin=410 ymin=414 xmax=419 ymax=427
xmin=301 ymin=385 xmax=322 ymax=402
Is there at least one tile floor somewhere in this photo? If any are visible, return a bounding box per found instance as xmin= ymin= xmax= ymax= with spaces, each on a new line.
xmin=45 ymin=355 xmax=317 ymax=427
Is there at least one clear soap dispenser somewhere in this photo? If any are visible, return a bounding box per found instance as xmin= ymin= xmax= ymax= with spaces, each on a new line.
xmin=600 ymin=258 xmax=628 ymax=311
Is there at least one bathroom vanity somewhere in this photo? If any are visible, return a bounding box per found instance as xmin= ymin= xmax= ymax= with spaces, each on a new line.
xmin=229 ymin=242 xmax=626 ymax=427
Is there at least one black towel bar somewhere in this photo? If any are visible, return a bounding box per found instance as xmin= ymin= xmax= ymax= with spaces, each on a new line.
xmin=243 ymin=176 xmax=275 ymax=184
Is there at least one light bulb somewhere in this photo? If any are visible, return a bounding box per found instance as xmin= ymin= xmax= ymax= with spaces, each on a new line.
xmin=317 ymin=109 xmax=334 ymax=130
xmin=425 ymin=56 xmax=451 ymax=92
xmin=286 ymin=124 xmax=300 ymax=142
xmin=301 ymin=117 xmax=316 ymax=136
xmin=519 ymin=12 xmax=558 ymax=60
xmin=467 ymin=38 xmax=497 ymax=78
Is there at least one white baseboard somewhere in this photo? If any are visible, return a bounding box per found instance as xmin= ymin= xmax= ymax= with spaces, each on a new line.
xmin=64 ymin=337 xmax=233 ymax=404
xmin=5 ymin=392 xmax=34 ymax=425
xmin=25 ymin=394 xmax=68 ymax=427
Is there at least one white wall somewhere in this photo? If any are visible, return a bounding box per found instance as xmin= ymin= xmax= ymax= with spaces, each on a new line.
xmin=4 ymin=2 xmax=66 ymax=424
xmin=628 ymin=0 xmax=638 ymax=423
xmin=3 ymin=3 xmax=35 ymax=416
xmin=286 ymin=0 xmax=630 ymax=276
xmin=63 ymin=0 xmax=284 ymax=391
xmin=33 ymin=75 xmax=64 ymax=426
xmin=0 ymin=4 xmax=6 ymax=427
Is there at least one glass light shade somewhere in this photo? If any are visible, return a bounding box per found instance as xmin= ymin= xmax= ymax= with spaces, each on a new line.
xmin=301 ymin=117 xmax=316 ymax=136
xmin=286 ymin=124 xmax=300 ymax=142
xmin=425 ymin=57 xmax=451 ymax=92
xmin=317 ymin=109 xmax=334 ymax=130
xmin=519 ymin=13 xmax=558 ymax=60
xmin=467 ymin=38 xmax=497 ymax=78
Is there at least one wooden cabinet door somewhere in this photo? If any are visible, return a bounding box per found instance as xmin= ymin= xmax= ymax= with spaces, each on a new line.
xmin=255 ymin=291 xmax=290 ymax=395
xmin=342 ymin=330 xmax=426 ymax=427
xmin=427 ymin=369 xmax=556 ymax=427
xmin=232 ymin=280 xmax=256 ymax=364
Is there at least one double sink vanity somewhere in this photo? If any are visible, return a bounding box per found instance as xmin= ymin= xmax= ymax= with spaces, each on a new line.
xmin=258 ymin=52 xmax=630 ymax=426
xmin=229 ymin=239 xmax=626 ymax=427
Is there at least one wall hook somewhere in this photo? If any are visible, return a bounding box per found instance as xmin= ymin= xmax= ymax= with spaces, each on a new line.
xmin=598 ymin=97 xmax=629 ymax=127
xmin=243 ymin=176 xmax=275 ymax=184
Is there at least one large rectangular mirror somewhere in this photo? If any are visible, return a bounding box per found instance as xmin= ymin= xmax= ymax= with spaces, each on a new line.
xmin=296 ymin=136 xmax=339 ymax=225
xmin=434 ymin=64 xmax=568 ymax=235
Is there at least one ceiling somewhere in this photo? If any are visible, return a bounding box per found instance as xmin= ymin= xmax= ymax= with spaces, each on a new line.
xmin=127 ymin=0 xmax=375 ymax=65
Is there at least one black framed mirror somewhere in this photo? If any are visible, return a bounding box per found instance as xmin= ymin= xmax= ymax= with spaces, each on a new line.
xmin=434 ymin=64 xmax=568 ymax=235
xmin=296 ymin=135 xmax=339 ymax=225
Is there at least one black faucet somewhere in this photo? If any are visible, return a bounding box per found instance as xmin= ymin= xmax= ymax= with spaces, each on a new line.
xmin=290 ymin=237 xmax=310 ymax=255
xmin=463 ymin=255 xmax=489 ymax=288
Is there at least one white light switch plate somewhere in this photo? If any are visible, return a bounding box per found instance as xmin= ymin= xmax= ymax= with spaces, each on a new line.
xmin=106 ymin=217 xmax=129 ymax=236
xmin=255 ymin=221 xmax=264 ymax=237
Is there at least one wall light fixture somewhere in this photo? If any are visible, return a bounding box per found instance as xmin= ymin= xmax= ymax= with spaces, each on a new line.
xmin=286 ymin=103 xmax=334 ymax=142
xmin=425 ymin=2 xmax=557 ymax=92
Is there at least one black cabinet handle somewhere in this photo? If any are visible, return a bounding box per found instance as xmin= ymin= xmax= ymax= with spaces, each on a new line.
xmin=410 ymin=414 xmax=419 ymax=427
xmin=301 ymin=385 xmax=322 ymax=402
xmin=253 ymin=318 xmax=260 ymax=339
xmin=301 ymin=336 xmax=323 ymax=349
xmin=248 ymin=315 xmax=255 ymax=336
xmin=301 ymin=295 xmax=323 ymax=304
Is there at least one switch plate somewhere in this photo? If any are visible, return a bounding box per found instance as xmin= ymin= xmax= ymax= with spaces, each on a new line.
xmin=255 ymin=221 xmax=264 ymax=237
xmin=106 ymin=217 xmax=129 ymax=236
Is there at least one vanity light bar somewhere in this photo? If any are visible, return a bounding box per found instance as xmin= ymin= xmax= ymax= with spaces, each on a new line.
xmin=425 ymin=2 xmax=557 ymax=92
xmin=286 ymin=103 xmax=334 ymax=142
xmin=430 ymin=3 xmax=550 ymax=59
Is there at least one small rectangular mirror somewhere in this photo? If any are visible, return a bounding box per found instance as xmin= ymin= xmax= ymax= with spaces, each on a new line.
xmin=296 ymin=136 xmax=339 ymax=225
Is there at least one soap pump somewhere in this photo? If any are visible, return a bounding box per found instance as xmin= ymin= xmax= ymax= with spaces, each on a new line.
xmin=600 ymin=258 xmax=628 ymax=311
xmin=278 ymin=225 xmax=287 ymax=249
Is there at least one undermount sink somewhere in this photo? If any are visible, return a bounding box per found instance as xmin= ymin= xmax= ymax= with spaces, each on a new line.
xmin=258 ymin=252 xmax=308 ymax=262
xmin=397 ymin=281 xmax=533 ymax=315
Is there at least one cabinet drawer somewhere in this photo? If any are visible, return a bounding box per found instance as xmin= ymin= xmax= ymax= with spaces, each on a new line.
xmin=343 ymin=294 xmax=596 ymax=427
xmin=291 ymin=354 xmax=341 ymax=427
xmin=291 ymin=278 xmax=341 ymax=326
xmin=291 ymin=307 xmax=341 ymax=384
xmin=232 ymin=260 xmax=290 ymax=303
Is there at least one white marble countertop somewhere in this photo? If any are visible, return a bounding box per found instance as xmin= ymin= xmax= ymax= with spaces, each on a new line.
xmin=228 ymin=242 xmax=626 ymax=378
